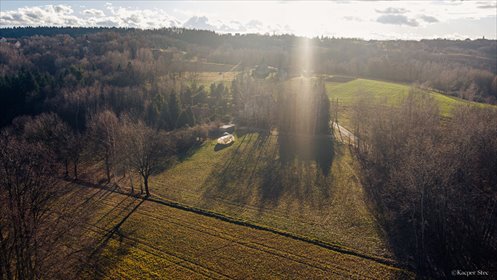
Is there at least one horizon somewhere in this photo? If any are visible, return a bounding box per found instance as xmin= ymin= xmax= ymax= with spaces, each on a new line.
xmin=1 ymin=1 xmax=496 ymax=40
xmin=1 ymin=2 xmax=496 ymax=278
xmin=1 ymin=25 xmax=496 ymax=42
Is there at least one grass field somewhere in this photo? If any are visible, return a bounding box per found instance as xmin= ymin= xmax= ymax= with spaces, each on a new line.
xmin=325 ymin=78 xmax=487 ymax=129
xmin=148 ymin=133 xmax=396 ymax=262
xmin=79 ymin=75 xmax=489 ymax=278
xmin=195 ymin=71 xmax=238 ymax=88
xmin=72 ymin=186 xmax=412 ymax=279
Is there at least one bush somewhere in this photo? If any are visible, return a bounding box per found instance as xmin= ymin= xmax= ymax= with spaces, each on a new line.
xmin=170 ymin=123 xmax=218 ymax=154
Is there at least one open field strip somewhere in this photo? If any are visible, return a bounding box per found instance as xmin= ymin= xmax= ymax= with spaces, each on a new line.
xmin=69 ymin=185 xmax=414 ymax=279
xmin=326 ymin=78 xmax=491 ymax=129
xmin=150 ymin=132 xmax=393 ymax=260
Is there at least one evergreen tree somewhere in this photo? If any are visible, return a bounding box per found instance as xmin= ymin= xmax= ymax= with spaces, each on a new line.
xmin=168 ymin=90 xmax=180 ymax=129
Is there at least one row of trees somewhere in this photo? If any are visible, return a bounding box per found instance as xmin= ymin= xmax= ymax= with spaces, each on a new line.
xmin=0 ymin=107 xmax=218 ymax=279
xmin=1 ymin=115 xmax=92 ymax=279
xmin=87 ymin=110 xmax=173 ymax=196
xmin=351 ymin=90 xmax=497 ymax=277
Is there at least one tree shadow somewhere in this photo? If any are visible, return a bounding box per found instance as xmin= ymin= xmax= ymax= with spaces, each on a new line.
xmin=84 ymin=198 xmax=144 ymax=279
xmin=214 ymin=142 xmax=233 ymax=151
xmin=201 ymin=132 xmax=335 ymax=212
xmin=176 ymin=141 xmax=204 ymax=162
xmin=278 ymin=133 xmax=334 ymax=176
xmin=56 ymin=180 xmax=144 ymax=279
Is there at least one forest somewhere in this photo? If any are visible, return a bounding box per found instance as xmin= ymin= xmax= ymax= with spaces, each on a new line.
xmin=0 ymin=28 xmax=496 ymax=130
xmin=0 ymin=27 xmax=496 ymax=279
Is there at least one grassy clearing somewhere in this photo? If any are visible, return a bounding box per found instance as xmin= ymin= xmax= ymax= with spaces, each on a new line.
xmin=326 ymin=78 xmax=488 ymax=129
xmin=74 ymin=186 xmax=413 ymax=279
xmin=149 ymin=133 xmax=394 ymax=261
xmin=195 ymin=71 xmax=238 ymax=88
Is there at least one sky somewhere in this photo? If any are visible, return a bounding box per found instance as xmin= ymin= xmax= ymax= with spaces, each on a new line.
xmin=0 ymin=1 xmax=496 ymax=40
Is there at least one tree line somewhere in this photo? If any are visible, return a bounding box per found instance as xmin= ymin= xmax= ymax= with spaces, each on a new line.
xmin=1 ymin=28 xmax=496 ymax=129
xmin=0 ymin=109 xmax=221 ymax=278
xmin=351 ymin=90 xmax=497 ymax=277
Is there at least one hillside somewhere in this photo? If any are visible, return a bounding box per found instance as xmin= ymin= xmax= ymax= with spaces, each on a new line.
xmin=326 ymin=78 xmax=491 ymax=129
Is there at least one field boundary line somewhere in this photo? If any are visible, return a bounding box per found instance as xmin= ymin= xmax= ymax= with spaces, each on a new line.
xmin=69 ymin=178 xmax=412 ymax=273
xmin=146 ymin=195 xmax=412 ymax=272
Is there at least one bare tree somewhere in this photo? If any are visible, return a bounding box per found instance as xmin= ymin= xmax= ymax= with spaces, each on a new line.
xmin=120 ymin=120 xmax=172 ymax=197
xmin=350 ymin=88 xmax=497 ymax=276
xmin=0 ymin=131 xmax=59 ymax=279
xmin=87 ymin=110 xmax=119 ymax=183
xmin=66 ymin=132 xmax=85 ymax=179
xmin=22 ymin=113 xmax=73 ymax=177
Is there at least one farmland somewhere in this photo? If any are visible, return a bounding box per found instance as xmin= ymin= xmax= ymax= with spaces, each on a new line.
xmin=70 ymin=185 xmax=413 ymax=279
xmin=325 ymin=78 xmax=487 ymax=129
xmin=190 ymin=71 xmax=239 ymax=88
xmin=148 ymin=133 xmax=393 ymax=259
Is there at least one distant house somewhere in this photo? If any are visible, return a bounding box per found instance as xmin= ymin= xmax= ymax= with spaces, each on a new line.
xmin=219 ymin=124 xmax=236 ymax=134
xmin=253 ymin=63 xmax=270 ymax=78
xmin=252 ymin=63 xmax=269 ymax=79
xmin=0 ymin=37 xmax=7 ymax=43
xmin=253 ymin=63 xmax=278 ymax=79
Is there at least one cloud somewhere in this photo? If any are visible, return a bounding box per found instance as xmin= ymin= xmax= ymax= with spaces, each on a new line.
xmin=377 ymin=14 xmax=419 ymax=27
xmin=343 ymin=16 xmax=363 ymax=22
xmin=0 ymin=5 xmax=83 ymax=27
xmin=93 ymin=19 xmax=119 ymax=27
xmin=0 ymin=4 xmax=252 ymax=33
xmin=54 ymin=5 xmax=73 ymax=14
xmin=82 ymin=9 xmax=105 ymax=17
xmin=223 ymin=21 xmax=247 ymax=32
xmin=112 ymin=7 xmax=181 ymax=29
xmin=246 ymin=20 xmax=263 ymax=30
xmin=0 ymin=2 xmax=494 ymax=39
xmin=182 ymin=17 xmax=269 ymax=33
xmin=419 ymin=15 xmax=439 ymax=23
xmin=376 ymin=7 xmax=409 ymax=14
xmin=477 ymin=4 xmax=497 ymax=9
xmin=183 ymin=16 xmax=216 ymax=31
xmin=0 ymin=4 xmax=181 ymax=29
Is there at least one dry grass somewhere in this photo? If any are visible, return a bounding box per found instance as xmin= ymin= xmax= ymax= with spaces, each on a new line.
xmin=72 ymin=186 xmax=413 ymax=279
xmin=185 ymin=71 xmax=239 ymax=88
xmin=149 ymin=133 xmax=394 ymax=262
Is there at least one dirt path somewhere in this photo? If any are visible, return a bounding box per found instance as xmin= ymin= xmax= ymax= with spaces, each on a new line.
xmin=333 ymin=122 xmax=356 ymax=143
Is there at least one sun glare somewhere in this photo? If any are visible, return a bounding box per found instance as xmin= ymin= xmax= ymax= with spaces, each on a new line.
xmin=0 ymin=1 xmax=496 ymax=279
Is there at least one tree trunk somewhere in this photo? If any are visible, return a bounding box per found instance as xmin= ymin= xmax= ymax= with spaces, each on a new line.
xmin=64 ymin=160 xmax=69 ymax=177
xmin=144 ymin=175 xmax=150 ymax=197
xmin=129 ymin=176 xmax=134 ymax=194
xmin=73 ymin=161 xmax=78 ymax=180
xmin=0 ymin=228 xmax=13 ymax=280
xmin=105 ymin=156 xmax=111 ymax=183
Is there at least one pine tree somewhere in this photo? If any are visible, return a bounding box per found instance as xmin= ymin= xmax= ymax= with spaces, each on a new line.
xmin=168 ymin=90 xmax=180 ymax=129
